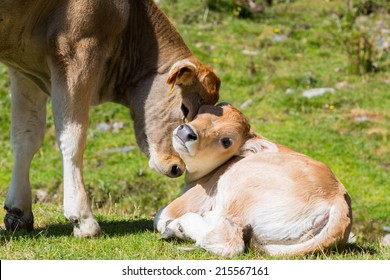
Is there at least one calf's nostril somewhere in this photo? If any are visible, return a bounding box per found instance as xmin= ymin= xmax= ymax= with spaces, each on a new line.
xmin=187 ymin=132 xmax=197 ymax=141
xmin=177 ymin=124 xmax=197 ymax=142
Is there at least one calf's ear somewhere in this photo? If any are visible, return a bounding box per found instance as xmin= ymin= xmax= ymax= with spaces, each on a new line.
xmin=237 ymin=136 xmax=279 ymax=157
xmin=166 ymin=60 xmax=197 ymax=93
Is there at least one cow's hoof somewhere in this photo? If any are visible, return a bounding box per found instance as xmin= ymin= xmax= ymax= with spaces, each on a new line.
xmin=4 ymin=207 xmax=34 ymax=232
xmin=70 ymin=216 xmax=101 ymax=238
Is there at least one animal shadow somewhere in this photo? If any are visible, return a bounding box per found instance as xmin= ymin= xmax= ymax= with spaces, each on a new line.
xmin=0 ymin=217 xmax=154 ymax=242
xmin=342 ymin=242 xmax=378 ymax=255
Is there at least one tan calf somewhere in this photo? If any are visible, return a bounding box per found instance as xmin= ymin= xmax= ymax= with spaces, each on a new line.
xmin=155 ymin=104 xmax=352 ymax=257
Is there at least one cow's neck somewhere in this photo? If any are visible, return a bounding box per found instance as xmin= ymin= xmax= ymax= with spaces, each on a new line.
xmin=145 ymin=0 xmax=192 ymax=71
xmin=129 ymin=0 xmax=193 ymax=80
xmin=112 ymin=1 xmax=193 ymax=157
xmin=107 ymin=0 xmax=192 ymax=104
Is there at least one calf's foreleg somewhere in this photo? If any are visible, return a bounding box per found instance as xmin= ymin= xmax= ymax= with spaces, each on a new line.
xmin=163 ymin=211 xmax=246 ymax=257
xmin=154 ymin=184 xmax=213 ymax=232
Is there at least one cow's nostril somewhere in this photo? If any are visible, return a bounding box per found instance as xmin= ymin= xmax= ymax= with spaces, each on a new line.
xmin=170 ymin=164 xmax=182 ymax=177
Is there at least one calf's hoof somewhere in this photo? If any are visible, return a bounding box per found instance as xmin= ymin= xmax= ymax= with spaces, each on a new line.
xmin=161 ymin=228 xmax=176 ymax=240
xmin=4 ymin=207 xmax=34 ymax=232
xmin=69 ymin=215 xmax=102 ymax=238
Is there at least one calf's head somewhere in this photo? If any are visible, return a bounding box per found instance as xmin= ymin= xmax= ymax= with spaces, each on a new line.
xmin=172 ymin=103 xmax=280 ymax=180
xmin=172 ymin=104 xmax=251 ymax=180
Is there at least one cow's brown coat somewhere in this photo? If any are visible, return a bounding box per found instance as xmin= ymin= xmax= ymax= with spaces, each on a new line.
xmin=0 ymin=0 xmax=220 ymax=236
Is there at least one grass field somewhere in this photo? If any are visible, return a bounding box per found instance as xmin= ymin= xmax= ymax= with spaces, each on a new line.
xmin=0 ymin=0 xmax=389 ymax=259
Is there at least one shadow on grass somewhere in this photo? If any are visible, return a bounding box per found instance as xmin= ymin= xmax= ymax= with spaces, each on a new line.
xmin=100 ymin=218 xmax=154 ymax=236
xmin=0 ymin=218 xmax=154 ymax=242
xmin=343 ymin=242 xmax=378 ymax=255
xmin=0 ymin=221 xmax=381 ymax=259
xmin=307 ymin=243 xmax=378 ymax=259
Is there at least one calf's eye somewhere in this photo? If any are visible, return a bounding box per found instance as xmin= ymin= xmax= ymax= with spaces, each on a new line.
xmin=220 ymin=138 xmax=233 ymax=149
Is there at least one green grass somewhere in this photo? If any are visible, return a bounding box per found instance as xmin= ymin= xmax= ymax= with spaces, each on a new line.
xmin=0 ymin=0 xmax=389 ymax=259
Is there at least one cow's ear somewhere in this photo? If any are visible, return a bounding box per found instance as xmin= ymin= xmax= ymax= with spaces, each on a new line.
xmin=166 ymin=60 xmax=197 ymax=93
xmin=198 ymin=65 xmax=221 ymax=98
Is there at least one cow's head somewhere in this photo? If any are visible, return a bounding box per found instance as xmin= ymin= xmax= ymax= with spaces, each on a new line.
xmin=166 ymin=58 xmax=220 ymax=121
xmin=145 ymin=58 xmax=220 ymax=178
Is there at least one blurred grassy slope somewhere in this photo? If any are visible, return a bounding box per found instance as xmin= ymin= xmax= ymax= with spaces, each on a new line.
xmin=0 ymin=0 xmax=389 ymax=258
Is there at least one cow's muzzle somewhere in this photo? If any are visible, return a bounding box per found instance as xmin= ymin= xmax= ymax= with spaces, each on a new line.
xmin=148 ymin=155 xmax=184 ymax=178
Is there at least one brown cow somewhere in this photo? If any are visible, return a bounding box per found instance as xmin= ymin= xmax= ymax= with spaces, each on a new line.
xmin=0 ymin=0 xmax=220 ymax=237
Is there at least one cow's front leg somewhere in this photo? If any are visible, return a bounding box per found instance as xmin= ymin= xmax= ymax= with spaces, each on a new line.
xmin=49 ymin=40 xmax=106 ymax=237
xmin=4 ymin=69 xmax=47 ymax=232
xmin=51 ymin=81 xmax=101 ymax=237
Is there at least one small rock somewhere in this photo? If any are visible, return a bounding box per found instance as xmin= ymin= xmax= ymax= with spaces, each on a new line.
xmin=376 ymin=37 xmax=385 ymax=48
xmin=240 ymin=99 xmax=253 ymax=109
xmin=354 ymin=116 xmax=370 ymax=122
xmin=195 ymin=42 xmax=203 ymax=49
xmin=101 ymin=145 xmax=135 ymax=154
xmin=349 ymin=108 xmax=383 ymax=123
xmin=177 ymin=246 xmax=196 ymax=252
xmin=96 ymin=122 xmax=126 ymax=132
xmin=35 ymin=189 xmax=51 ymax=203
xmin=285 ymin=88 xmax=294 ymax=94
xmin=96 ymin=122 xmax=111 ymax=131
xmin=376 ymin=37 xmax=389 ymax=50
xmin=383 ymin=225 xmax=390 ymax=232
xmin=112 ymin=122 xmax=125 ymax=133
xmin=272 ymin=35 xmax=288 ymax=42
xmin=302 ymin=87 xmax=335 ymax=98
xmin=382 ymin=234 xmax=390 ymax=246
xmin=242 ymin=49 xmax=258 ymax=56
xmin=335 ymin=81 xmax=349 ymax=89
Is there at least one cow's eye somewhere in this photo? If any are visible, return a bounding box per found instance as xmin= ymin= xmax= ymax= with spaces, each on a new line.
xmin=220 ymin=138 xmax=233 ymax=149
xmin=181 ymin=104 xmax=189 ymax=119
